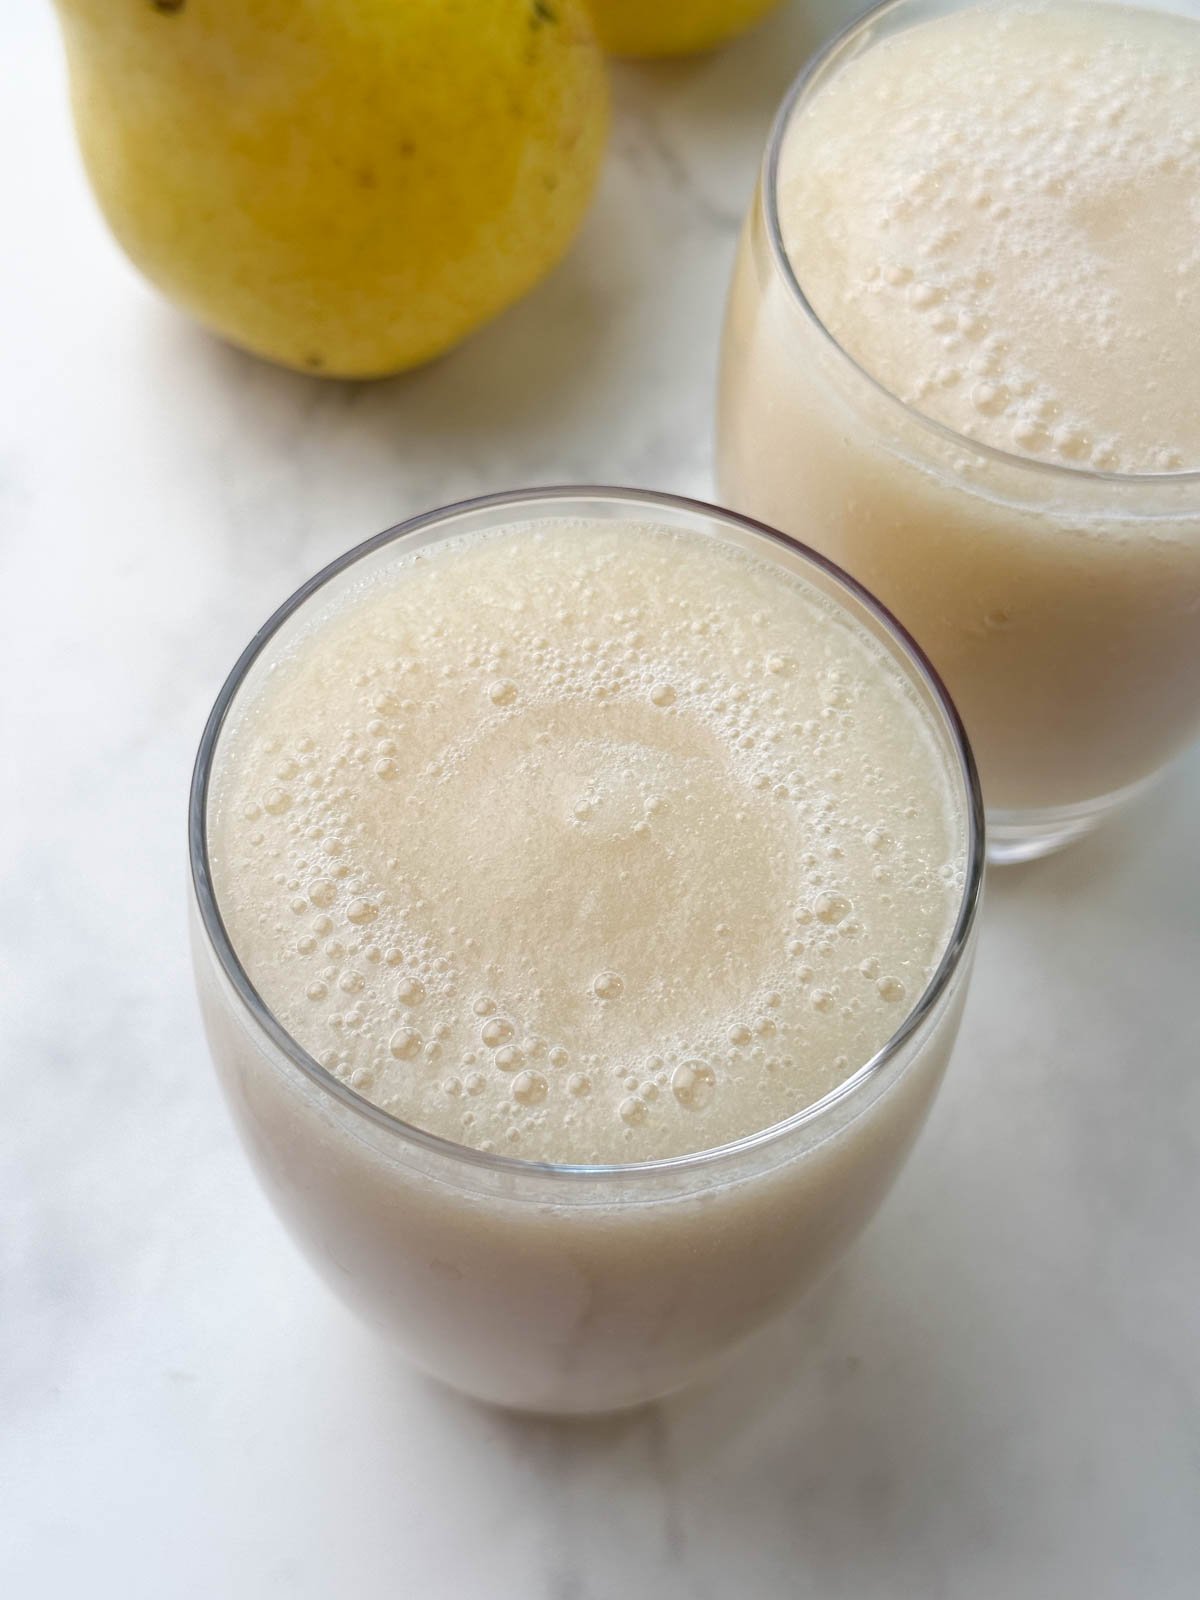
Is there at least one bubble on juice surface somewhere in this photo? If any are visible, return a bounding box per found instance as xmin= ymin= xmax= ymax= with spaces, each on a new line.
xmin=389 ymin=1027 xmax=422 ymax=1060
xmin=814 ymin=892 xmax=851 ymax=925
xmin=671 ymin=1061 xmax=716 ymax=1110
xmin=482 ymin=1017 xmax=514 ymax=1048
xmin=512 ymin=1070 xmax=548 ymax=1106
xmin=619 ymin=1095 xmax=649 ymax=1127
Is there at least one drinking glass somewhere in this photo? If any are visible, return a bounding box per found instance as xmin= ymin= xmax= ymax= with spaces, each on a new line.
xmin=717 ymin=0 xmax=1200 ymax=862
xmin=190 ymin=487 xmax=983 ymax=1414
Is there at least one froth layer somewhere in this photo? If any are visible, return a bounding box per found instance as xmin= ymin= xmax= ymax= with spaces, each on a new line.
xmin=208 ymin=519 xmax=963 ymax=1163
xmin=779 ymin=1 xmax=1200 ymax=473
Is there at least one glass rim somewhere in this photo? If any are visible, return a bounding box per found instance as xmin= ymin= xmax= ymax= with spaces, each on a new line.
xmin=762 ymin=0 xmax=1200 ymax=491
xmin=189 ymin=485 xmax=985 ymax=1185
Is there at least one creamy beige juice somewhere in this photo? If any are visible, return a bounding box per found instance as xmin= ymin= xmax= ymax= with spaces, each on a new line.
xmin=194 ymin=499 xmax=976 ymax=1412
xmin=719 ymin=0 xmax=1200 ymax=856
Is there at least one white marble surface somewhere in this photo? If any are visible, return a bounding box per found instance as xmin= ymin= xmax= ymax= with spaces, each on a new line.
xmin=4 ymin=3 xmax=1199 ymax=1595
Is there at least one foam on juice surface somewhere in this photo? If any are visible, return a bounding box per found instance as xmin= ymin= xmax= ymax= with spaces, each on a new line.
xmin=778 ymin=1 xmax=1200 ymax=473
xmin=208 ymin=519 xmax=964 ymax=1164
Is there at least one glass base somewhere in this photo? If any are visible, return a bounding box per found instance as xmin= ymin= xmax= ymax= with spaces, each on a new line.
xmin=986 ymin=772 xmax=1162 ymax=865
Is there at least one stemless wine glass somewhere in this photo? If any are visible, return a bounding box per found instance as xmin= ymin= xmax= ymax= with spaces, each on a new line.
xmin=717 ymin=0 xmax=1200 ymax=863
xmin=189 ymin=487 xmax=983 ymax=1416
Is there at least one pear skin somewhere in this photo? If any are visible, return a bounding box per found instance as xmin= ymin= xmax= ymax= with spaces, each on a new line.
xmin=587 ymin=0 xmax=783 ymax=58
xmin=54 ymin=0 xmax=609 ymax=376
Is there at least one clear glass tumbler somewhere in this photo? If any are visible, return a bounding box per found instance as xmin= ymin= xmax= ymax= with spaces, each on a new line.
xmin=717 ymin=0 xmax=1200 ymax=863
xmin=189 ymin=487 xmax=983 ymax=1415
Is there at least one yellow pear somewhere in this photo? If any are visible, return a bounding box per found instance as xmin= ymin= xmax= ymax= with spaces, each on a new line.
xmin=53 ymin=0 xmax=609 ymax=377
xmin=586 ymin=0 xmax=784 ymax=57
